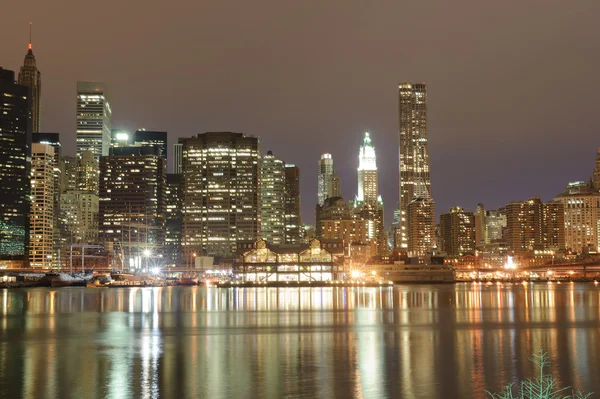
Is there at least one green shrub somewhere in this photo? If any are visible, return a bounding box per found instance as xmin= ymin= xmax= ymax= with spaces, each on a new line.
xmin=486 ymin=350 xmax=592 ymax=399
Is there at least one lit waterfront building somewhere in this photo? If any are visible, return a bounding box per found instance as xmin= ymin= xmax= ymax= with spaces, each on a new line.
xmin=397 ymin=82 xmax=434 ymax=252
xmin=235 ymin=238 xmax=345 ymax=282
xmin=261 ymin=151 xmax=286 ymax=245
xmin=440 ymin=207 xmax=476 ymax=256
xmin=0 ymin=68 xmax=31 ymax=268
xmin=317 ymin=153 xmax=341 ymax=206
xmin=165 ymin=174 xmax=183 ymax=267
xmin=181 ymin=132 xmax=260 ymax=261
xmin=99 ymin=146 xmax=165 ymax=270
xmin=554 ymin=181 xmax=600 ymax=254
xmin=29 ymin=143 xmax=55 ymax=268
xmin=76 ymin=81 xmax=111 ymax=161
xmin=18 ymin=24 xmax=41 ymax=133
xmin=505 ymin=198 xmax=564 ymax=253
xmin=284 ymin=164 xmax=303 ymax=244
xmin=32 ymin=133 xmax=61 ymax=266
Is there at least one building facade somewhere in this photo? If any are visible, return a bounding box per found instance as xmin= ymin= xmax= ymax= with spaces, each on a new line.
xmin=182 ymin=132 xmax=260 ymax=261
xmin=133 ymin=130 xmax=167 ymax=159
xmin=29 ymin=143 xmax=55 ymax=268
xmin=554 ymin=181 xmax=600 ymax=254
xmin=485 ymin=208 xmax=506 ymax=243
xmin=505 ymin=198 xmax=564 ymax=253
xmin=165 ymin=174 xmax=183 ymax=267
xmin=398 ymin=82 xmax=434 ymax=251
xmin=18 ymin=32 xmax=41 ymax=133
xmin=284 ymin=164 xmax=303 ymax=244
xmin=261 ymin=151 xmax=286 ymax=245
xmin=440 ymin=207 xmax=476 ymax=256
xmin=99 ymin=146 xmax=165 ymax=271
xmin=317 ymin=153 xmax=341 ymax=206
xmin=0 ymin=68 xmax=31 ymax=268
xmin=407 ymin=198 xmax=436 ymax=255
xmin=173 ymin=143 xmax=183 ymax=174
xmin=76 ymin=81 xmax=111 ymax=161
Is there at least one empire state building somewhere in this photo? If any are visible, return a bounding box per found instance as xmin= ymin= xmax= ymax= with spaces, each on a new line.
xmin=18 ymin=23 xmax=41 ymax=133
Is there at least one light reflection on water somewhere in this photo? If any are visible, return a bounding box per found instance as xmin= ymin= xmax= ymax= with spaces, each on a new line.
xmin=0 ymin=284 xmax=599 ymax=398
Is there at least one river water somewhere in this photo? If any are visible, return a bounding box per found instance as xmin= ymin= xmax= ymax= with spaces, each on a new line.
xmin=0 ymin=283 xmax=599 ymax=399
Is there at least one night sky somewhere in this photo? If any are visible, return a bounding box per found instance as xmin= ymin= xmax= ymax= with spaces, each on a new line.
xmin=2 ymin=1 xmax=599 ymax=227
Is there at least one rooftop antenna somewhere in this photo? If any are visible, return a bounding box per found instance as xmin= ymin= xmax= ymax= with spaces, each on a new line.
xmin=28 ymin=22 xmax=32 ymax=50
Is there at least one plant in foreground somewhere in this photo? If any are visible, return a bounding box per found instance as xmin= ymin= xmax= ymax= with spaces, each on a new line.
xmin=486 ymin=350 xmax=593 ymax=399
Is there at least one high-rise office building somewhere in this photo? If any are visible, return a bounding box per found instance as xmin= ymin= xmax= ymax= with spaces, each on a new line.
xmin=0 ymin=68 xmax=32 ymax=268
xmin=284 ymin=164 xmax=303 ymax=244
xmin=357 ymin=132 xmax=378 ymax=205
xmin=18 ymin=24 xmax=41 ymax=133
xmin=182 ymin=132 xmax=260 ymax=260
xmin=593 ymin=148 xmax=600 ymax=192
xmin=76 ymin=81 xmax=111 ymax=161
xmin=397 ymin=82 xmax=434 ymax=252
xmin=60 ymin=155 xmax=78 ymax=193
xmin=133 ymin=130 xmax=167 ymax=159
xmin=173 ymin=143 xmax=183 ymax=174
xmin=474 ymin=203 xmax=486 ymax=247
xmin=261 ymin=151 xmax=286 ymax=245
xmin=33 ymin=133 xmax=61 ymax=266
xmin=77 ymin=150 xmax=99 ymax=194
xmin=505 ymin=198 xmax=564 ymax=253
xmin=110 ymin=129 xmax=131 ymax=148
xmin=440 ymin=207 xmax=476 ymax=256
xmin=485 ymin=209 xmax=507 ymax=243
xmin=59 ymin=190 xmax=99 ymax=245
xmin=554 ymin=181 xmax=600 ymax=254
xmin=407 ymin=198 xmax=436 ymax=255
xmin=29 ymin=143 xmax=55 ymax=268
xmin=317 ymin=153 xmax=341 ymax=206
xmin=165 ymin=174 xmax=183 ymax=267
xmin=99 ymin=146 xmax=165 ymax=270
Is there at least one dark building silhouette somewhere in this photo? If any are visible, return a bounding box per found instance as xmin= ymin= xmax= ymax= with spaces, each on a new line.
xmin=284 ymin=164 xmax=303 ymax=244
xmin=133 ymin=130 xmax=168 ymax=160
xmin=18 ymin=26 xmax=41 ymax=133
xmin=0 ymin=68 xmax=32 ymax=267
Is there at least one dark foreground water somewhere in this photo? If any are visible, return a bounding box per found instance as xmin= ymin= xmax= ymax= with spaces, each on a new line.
xmin=1 ymin=283 xmax=599 ymax=399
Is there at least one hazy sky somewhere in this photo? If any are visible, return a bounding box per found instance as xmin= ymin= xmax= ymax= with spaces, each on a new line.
xmin=2 ymin=0 xmax=600 ymax=226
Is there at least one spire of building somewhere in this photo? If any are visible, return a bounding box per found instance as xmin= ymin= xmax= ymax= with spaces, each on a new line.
xmin=19 ymin=21 xmax=41 ymax=132
xmin=357 ymin=131 xmax=379 ymax=204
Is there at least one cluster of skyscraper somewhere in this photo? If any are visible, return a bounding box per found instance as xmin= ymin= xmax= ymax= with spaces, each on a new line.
xmin=7 ymin=32 xmax=600 ymax=271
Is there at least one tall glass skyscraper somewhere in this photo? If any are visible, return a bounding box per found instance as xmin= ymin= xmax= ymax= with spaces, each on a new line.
xmin=76 ymin=81 xmax=111 ymax=161
xmin=0 ymin=68 xmax=32 ymax=267
xmin=398 ymin=82 xmax=435 ymax=253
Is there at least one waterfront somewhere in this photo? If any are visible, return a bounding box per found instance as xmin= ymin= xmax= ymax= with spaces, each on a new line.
xmin=1 ymin=284 xmax=600 ymax=398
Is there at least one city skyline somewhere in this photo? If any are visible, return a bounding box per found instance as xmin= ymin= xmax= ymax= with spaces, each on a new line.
xmin=2 ymin=2 xmax=600 ymax=228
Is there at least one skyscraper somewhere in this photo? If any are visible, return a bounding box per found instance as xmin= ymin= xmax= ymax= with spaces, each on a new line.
xmin=99 ymin=146 xmax=165 ymax=270
xmin=357 ymin=132 xmax=378 ymax=205
xmin=474 ymin=203 xmax=486 ymax=247
xmin=77 ymin=150 xmax=99 ymax=194
xmin=76 ymin=81 xmax=111 ymax=161
xmin=133 ymin=130 xmax=167 ymax=159
xmin=173 ymin=143 xmax=183 ymax=174
xmin=182 ymin=132 xmax=260 ymax=260
xmin=397 ymin=82 xmax=434 ymax=253
xmin=317 ymin=153 xmax=341 ymax=206
xmin=592 ymin=148 xmax=600 ymax=191
xmin=18 ymin=23 xmax=41 ymax=133
xmin=0 ymin=68 xmax=32 ymax=268
xmin=33 ymin=133 xmax=61 ymax=267
xmin=165 ymin=174 xmax=183 ymax=267
xmin=439 ymin=207 xmax=476 ymax=256
xmin=261 ymin=151 xmax=286 ymax=245
xmin=284 ymin=164 xmax=303 ymax=244
xmin=29 ymin=143 xmax=55 ymax=268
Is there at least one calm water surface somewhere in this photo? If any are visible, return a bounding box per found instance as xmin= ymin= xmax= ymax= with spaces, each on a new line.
xmin=1 ymin=283 xmax=600 ymax=399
